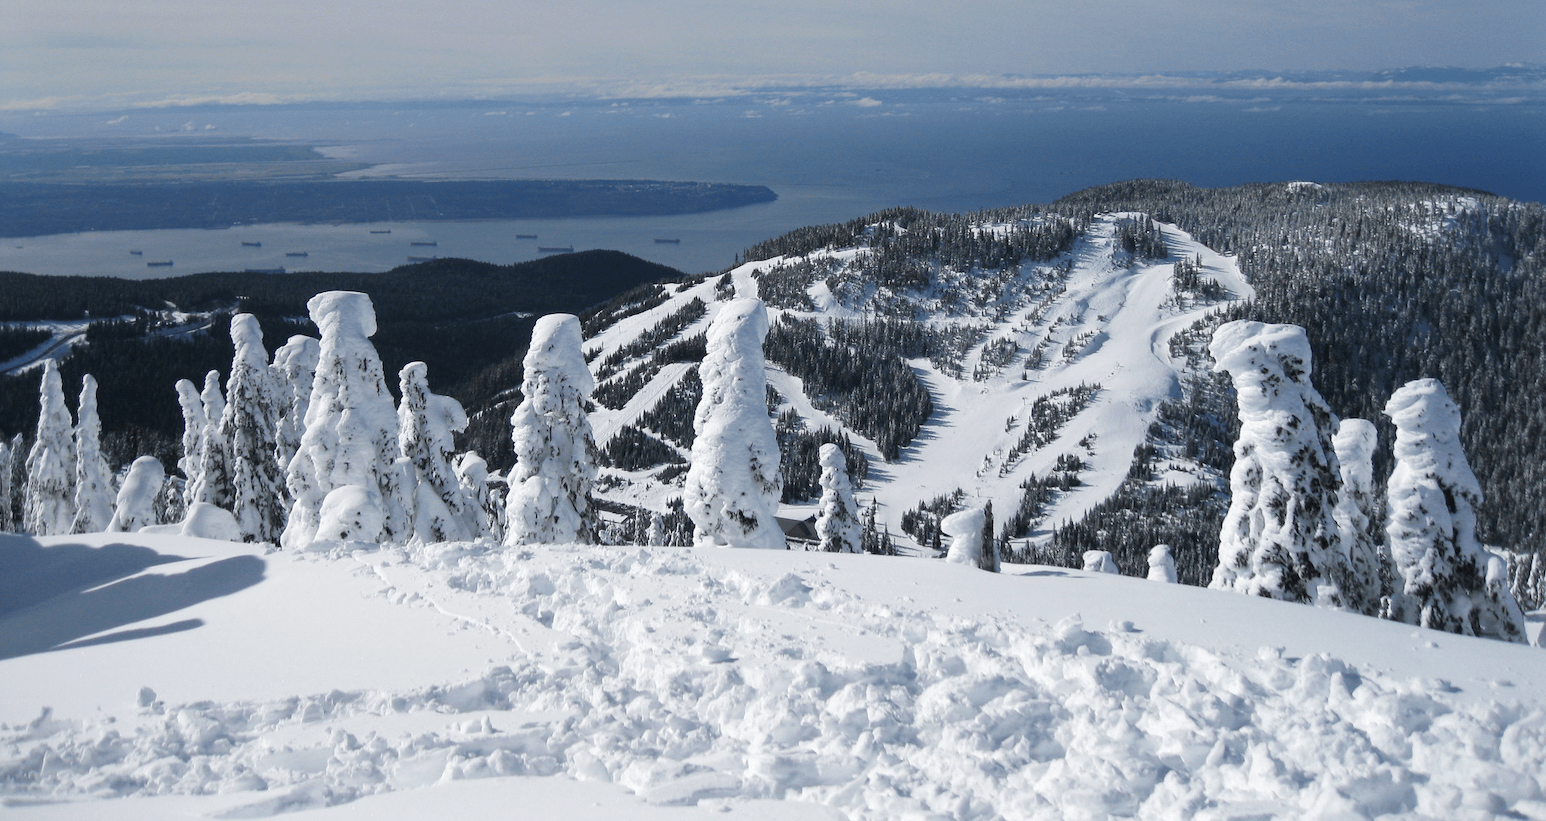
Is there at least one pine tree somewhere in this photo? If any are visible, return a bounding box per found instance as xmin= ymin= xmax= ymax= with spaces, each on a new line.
xmin=107 ymin=456 xmax=164 ymax=533
xmin=24 ymin=361 xmax=76 ymax=536
xmin=941 ymin=506 xmax=990 ymax=569
xmin=454 ymin=452 xmax=498 ymax=541
xmin=979 ymin=500 xmax=1000 ymax=572
xmin=1332 ymin=419 xmax=1383 ymax=615
xmin=398 ymin=361 xmax=478 ymax=544
xmin=1209 ymin=321 xmax=1352 ymax=609
xmin=281 ymin=292 xmax=402 ymax=548
xmin=221 ymin=315 xmax=288 ymax=543
xmin=189 ymin=370 xmax=233 ymax=511
xmin=1383 ymin=378 xmax=1527 ymax=642
xmin=816 ymin=443 xmax=861 ymax=553
xmin=70 ymin=375 xmax=115 ymax=534
xmin=684 ymin=299 xmax=785 ymax=549
xmin=4 ymin=433 xmax=23 ymax=532
xmin=174 ymin=377 xmax=207 ymax=511
xmin=271 ymin=334 xmax=320 ymax=488
xmin=1148 ymin=544 xmax=1177 ymax=582
xmin=506 ymin=314 xmax=599 ymax=545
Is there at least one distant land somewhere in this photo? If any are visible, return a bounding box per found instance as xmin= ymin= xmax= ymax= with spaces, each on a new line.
xmin=0 ymin=179 xmax=780 ymax=238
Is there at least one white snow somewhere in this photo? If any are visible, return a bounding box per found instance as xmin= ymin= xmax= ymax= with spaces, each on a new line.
xmin=3 ymin=532 xmax=1545 ymax=820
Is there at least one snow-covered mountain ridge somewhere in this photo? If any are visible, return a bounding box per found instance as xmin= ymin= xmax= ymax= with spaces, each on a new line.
xmin=583 ymin=212 xmax=1246 ymax=572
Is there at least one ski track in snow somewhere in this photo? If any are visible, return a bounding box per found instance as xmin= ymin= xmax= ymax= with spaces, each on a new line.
xmin=4 ymin=535 xmax=1545 ymax=821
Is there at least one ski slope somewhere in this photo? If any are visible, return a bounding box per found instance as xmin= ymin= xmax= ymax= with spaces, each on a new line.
xmin=3 ymin=531 xmax=1544 ymax=820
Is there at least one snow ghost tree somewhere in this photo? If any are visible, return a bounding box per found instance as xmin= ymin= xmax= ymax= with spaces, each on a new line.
xmin=816 ymin=443 xmax=860 ymax=553
xmin=175 ymin=378 xmax=207 ymax=511
xmin=1383 ymin=378 xmax=1527 ymax=642
xmin=941 ymin=507 xmax=988 ymax=568
xmin=71 ymin=375 xmax=115 ymax=534
xmin=24 ymin=360 xmax=76 ymax=536
xmin=1209 ymin=321 xmax=1353 ymax=609
xmin=1083 ymin=550 xmax=1119 ymax=574
xmin=107 ymin=456 xmax=164 ymax=533
xmin=1332 ymin=419 xmax=1384 ymax=615
xmin=453 ymin=452 xmax=498 ymax=541
xmin=506 ymin=314 xmax=598 ymax=545
xmin=189 ymin=370 xmax=233 ymax=510
xmin=1147 ymin=544 xmax=1177 ymax=583
xmin=684 ymin=299 xmax=784 ymax=549
xmin=398 ymin=362 xmax=478 ymax=544
xmin=222 ymin=314 xmax=288 ymax=543
xmin=281 ymin=291 xmax=402 ymax=549
xmin=271 ymin=334 xmax=320 ymax=490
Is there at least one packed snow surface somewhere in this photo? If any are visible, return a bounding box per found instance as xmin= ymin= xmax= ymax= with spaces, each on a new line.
xmin=4 ymin=532 xmax=1546 ymax=820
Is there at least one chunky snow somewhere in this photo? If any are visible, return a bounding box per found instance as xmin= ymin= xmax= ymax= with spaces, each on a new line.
xmin=3 ymin=532 xmax=1546 ymax=820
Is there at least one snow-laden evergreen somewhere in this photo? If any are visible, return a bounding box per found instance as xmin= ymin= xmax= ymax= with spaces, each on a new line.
xmin=1147 ymin=544 xmax=1178 ymax=583
xmin=271 ymin=334 xmax=320 ymax=498
xmin=815 ymin=442 xmax=861 ymax=553
xmin=0 ymin=436 xmax=11 ymax=532
xmin=1383 ymin=378 xmax=1528 ymax=642
xmin=1332 ymin=419 xmax=1383 ymax=615
xmin=398 ymin=362 xmax=479 ymax=545
xmin=24 ymin=361 xmax=76 ymax=536
xmin=189 ymin=370 xmax=233 ymax=511
xmin=281 ymin=292 xmax=402 ymax=549
xmin=1083 ymin=550 xmax=1119 ymax=574
xmin=4 ymin=433 xmax=21 ymax=531
xmin=1209 ymin=321 xmax=1352 ymax=609
xmin=174 ymin=378 xmax=207 ymax=511
xmin=684 ymin=299 xmax=784 ymax=549
xmin=506 ymin=314 xmax=599 ymax=546
xmin=221 ymin=315 xmax=288 ymax=543
xmin=941 ymin=507 xmax=987 ymax=567
xmin=69 ymin=375 xmax=114 ymax=534
xmin=453 ymin=452 xmax=498 ymax=541
xmin=107 ymin=456 xmax=164 ymax=533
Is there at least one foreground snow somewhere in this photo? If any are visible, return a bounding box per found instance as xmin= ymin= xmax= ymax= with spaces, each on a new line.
xmin=3 ymin=533 xmax=1546 ymax=820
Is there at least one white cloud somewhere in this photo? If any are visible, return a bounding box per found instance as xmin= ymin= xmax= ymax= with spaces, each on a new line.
xmin=851 ymin=97 xmax=882 ymax=107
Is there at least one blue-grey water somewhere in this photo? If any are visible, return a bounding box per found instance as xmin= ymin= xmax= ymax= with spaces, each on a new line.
xmin=2 ymin=87 xmax=1541 ymax=278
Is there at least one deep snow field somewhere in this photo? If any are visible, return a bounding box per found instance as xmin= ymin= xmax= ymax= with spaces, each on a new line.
xmin=4 ymin=532 xmax=1546 ymax=820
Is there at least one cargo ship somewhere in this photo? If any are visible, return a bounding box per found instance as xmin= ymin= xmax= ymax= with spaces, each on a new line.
xmin=147 ymin=261 xmax=173 ymax=267
xmin=285 ymin=252 xmax=309 ymax=257
xmin=241 ymin=241 xmax=262 ymax=247
xmin=370 ymin=229 xmax=392 ymax=234
xmin=653 ymin=238 xmax=681 ymax=244
xmin=410 ymin=241 xmax=438 ymax=247
xmin=129 ymin=250 xmax=143 ymax=255
xmin=516 ymin=234 xmax=538 ymax=239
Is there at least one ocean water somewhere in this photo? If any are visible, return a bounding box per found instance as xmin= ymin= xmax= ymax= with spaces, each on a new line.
xmin=2 ymin=88 xmax=1541 ymax=278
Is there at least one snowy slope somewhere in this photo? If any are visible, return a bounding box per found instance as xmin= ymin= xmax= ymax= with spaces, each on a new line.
xmin=583 ymin=214 xmax=1249 ymax=548
xmin=4 ymin=531 xmax=1545 ymax=820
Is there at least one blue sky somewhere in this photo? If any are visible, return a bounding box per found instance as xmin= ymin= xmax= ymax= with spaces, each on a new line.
xmin=3 ymin=0 xmax=1543 ymax=110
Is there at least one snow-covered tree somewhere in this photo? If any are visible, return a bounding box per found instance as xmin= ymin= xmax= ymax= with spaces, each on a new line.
xmin=271 ymin=334 xmax=320 ymax=490
xmin=647 ymin=511 xmax=666 ymax=546
xmin=941 ymin=507 xmax=987 ymax=568
xmin=454 ymin=452 xmax=498 ymax=541
xmin=1209 ymin=321 xmax=1353 ymax=609
xmin=815 ymin=443 xmax=861 ymax=553
xmin=1148 ymin=544 xmax=1177 ymax=583
xmin=0 ymin=435 xmax=12 ymax=531
xmin=5 ymin=433 xmax=22 ymax=530
xmin=506 ymin=314 xmax=599 ymax=546
xmin=281 ymin=291 xmax=402 ymax=549
xmin=218 ymin=315 xmax=289 ymax=543
xmin=1333 ymin=419 xmax=1384 ymax=615
xmin=24 ymin=361 xmax=76 ymax=536
xmin=189 ymin=370 xmax=233 ymax=510
xmin=175 ymin=378 xmax=207 ymax=510
xmin=1383 ymin=378 xmax=1527 ymax=642
xmin=1083 ymin=550 xmax=1119 ymax=574
xmin=107 ymin=456 xmax=164 ymax=533
xmin=684 ymin=299 xmax=784 ymax=550
xmin=398 ymin=361 xmax=478 ymax=544
xmin=70 ymin=375 xmax=115 ymax=534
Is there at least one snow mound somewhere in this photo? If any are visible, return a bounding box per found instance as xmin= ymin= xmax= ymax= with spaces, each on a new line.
xmin=4 ymin=536 xmax=1544 ymax=820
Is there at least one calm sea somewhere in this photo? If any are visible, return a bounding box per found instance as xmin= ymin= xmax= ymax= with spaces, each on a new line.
xmin=2 ymin=88 xmax=1541 ymax=278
